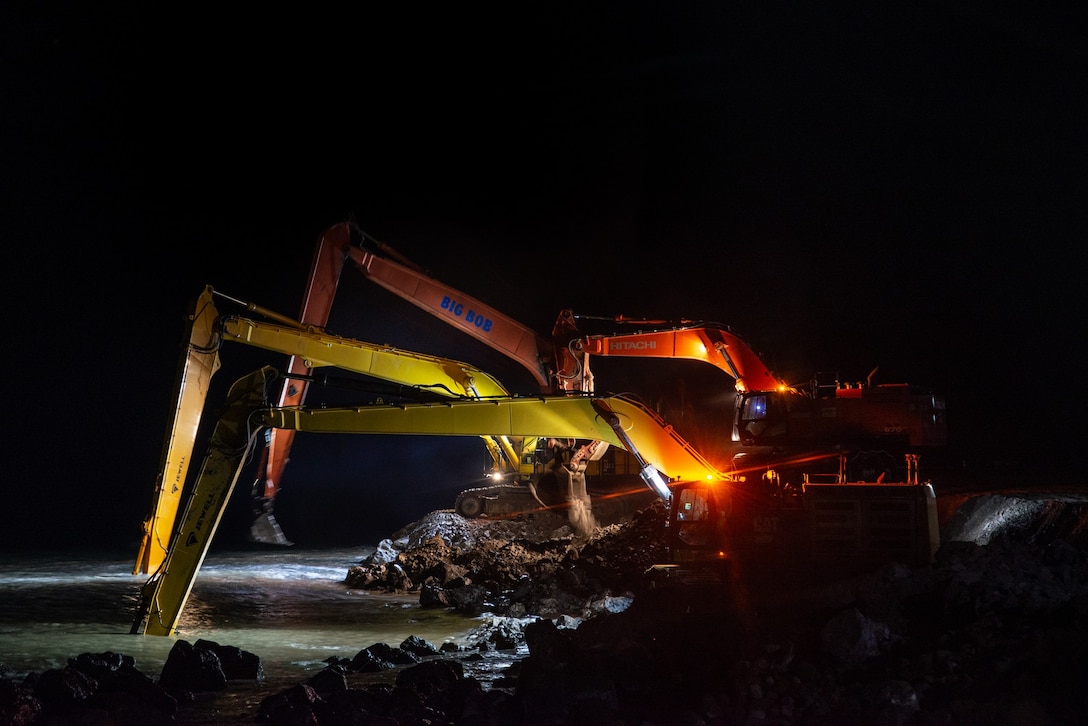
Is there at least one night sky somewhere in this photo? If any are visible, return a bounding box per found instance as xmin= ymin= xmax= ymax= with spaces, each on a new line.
xmin=4 ymin=5 xmax=1084 ymax=553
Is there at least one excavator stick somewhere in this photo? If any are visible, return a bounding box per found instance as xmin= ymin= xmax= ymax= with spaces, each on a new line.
xmin=257 ymin=394 xmax=727 ymax=487
xmin=131 ymin=366 xmax=275 ymax=636
xmin=248 ymin=227 xmax=349 ymax=542
xmin=133 ymin=289 xmax=222 ymax=575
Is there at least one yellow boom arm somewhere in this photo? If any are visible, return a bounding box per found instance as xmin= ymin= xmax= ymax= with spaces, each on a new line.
xmin=259 ymin=396 xmax=725 ymax=485
xmin=133 ymin=292 xmax=221 ymax=575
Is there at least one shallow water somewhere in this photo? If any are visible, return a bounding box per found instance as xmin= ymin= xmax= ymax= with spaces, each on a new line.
xmin=0 ymin=546 xmax=513 ymax=717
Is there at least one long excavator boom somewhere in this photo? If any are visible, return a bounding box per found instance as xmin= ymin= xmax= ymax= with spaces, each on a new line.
xmin=552 ymin=309 xmax=789 ymax=394
xmin=218 ymin=313 xmax=511 ymax=400
xmin=133 ymin=292 xmax=222 ymax=575
xmin=338 ymin=231 xmax=555 ymax=392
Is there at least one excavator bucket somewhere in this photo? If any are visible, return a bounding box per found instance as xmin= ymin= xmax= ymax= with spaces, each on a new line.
xmin=249 ymin=494 xmax=293 ymax=546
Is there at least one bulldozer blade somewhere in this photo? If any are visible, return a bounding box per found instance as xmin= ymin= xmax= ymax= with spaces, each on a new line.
xmin=249 ymin=512 xmax=293 ymax=546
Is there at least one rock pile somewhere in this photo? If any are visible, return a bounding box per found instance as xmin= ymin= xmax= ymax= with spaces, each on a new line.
xmin=345 ymin=506 xmax=669 ymax=619
xmin=4 ymin=492 xmax=1087 ymax=724
xmin=337 ymin=493 xmax=1088 ymax=724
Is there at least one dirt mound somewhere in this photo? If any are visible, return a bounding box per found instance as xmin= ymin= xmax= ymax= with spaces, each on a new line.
xmin=339 ymin=492 xmax=1088 ymax=723
xmin=345 ymin=504 xmax=670 ymax=619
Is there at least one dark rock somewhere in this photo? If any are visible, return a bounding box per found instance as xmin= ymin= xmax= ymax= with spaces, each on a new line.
xmin=395 ymin=658 xmax=464 ymax=699
xmin=306 ymin=664 xmax=348 ymax=696
xmin=0 ymin=677 xmax=43 ymax=725
xmin=348 ymin=647 xmax=389 ymax=673
xmin=818 ymin=606 xmax=895 ymax=666
xmin=447 ymin=583 xmax=489 ymax=614
xmin=158 ymin=638 xmax=227 ymax=692
xmin=193 ymin=638 xmax=264 ymax=680
xmin=67 ymin=651 xmax=135 ymax=678
xmin=325 ymin=686 xmax=395 ymax=723
xmin=257 ymin=682 xmax=325 ymax=724
xmin=31 ymin=665 xmax=97 ymax=710
xmin=399 ymin=635 xmax=440 ymax=658
xmin=419 ymin=581 xmax=452 ymax=608
xmin=349 ymin=642 xmax=419 ymax=673
xmin=25 ymin=654 xmax=180 ymax=725
xmin=70 ymin=650 xmax=178 ymax=719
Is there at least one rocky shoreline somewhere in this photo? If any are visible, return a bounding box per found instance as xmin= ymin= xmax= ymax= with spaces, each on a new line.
xmin=4 ymin=492 xmax=1088 ymax=724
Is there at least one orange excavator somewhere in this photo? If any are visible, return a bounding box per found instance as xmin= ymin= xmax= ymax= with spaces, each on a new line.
xmin=550 ymin=310 xmax=948 ymax=487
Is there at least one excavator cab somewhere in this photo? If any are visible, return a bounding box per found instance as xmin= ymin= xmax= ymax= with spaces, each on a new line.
xmin=644 ymin=480 xmax=731 ymax=589
xmin=666 ymin=482 xmax=730 ymax=564
xmin=734 ymin=391 xmax=791 ymax=446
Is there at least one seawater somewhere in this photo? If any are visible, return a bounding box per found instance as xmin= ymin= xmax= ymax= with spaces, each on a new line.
xmin=0 ymin=547 xmax=497 ymax=688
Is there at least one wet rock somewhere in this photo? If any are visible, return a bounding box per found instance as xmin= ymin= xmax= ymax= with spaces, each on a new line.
xmin=6 ymin=650 xmax=179 ymax=725
xmin=306 ymin=663 xmax=348 ymax=696
xmin=464 ymin=615 xmax=536 ymax=652
xmin=193 ymin=638 xmax=264 ymax=681
xmin=0 ymin=677 xmax=43 ymax=725
xmin=399 ymin=635 xmax=440 ymax=658
xmin=158 ymin=638 xmax=228 ymax=691
xmin=257 ymin=682 xmax=325 ymax=724
xmin=258 ymin=660 xmax=492 ymax=726
xmin=68 ymin=651 xmax=178 ymax=718
xmin=30 ymin=666 xmax=97 ymax=710
xmin=395 ymin=658 xmax=465 ymax=699
xmin=349 ymin=642 xmax=419 ymax=673
xmin=347 ymin=647 xmax=389 ymax=673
